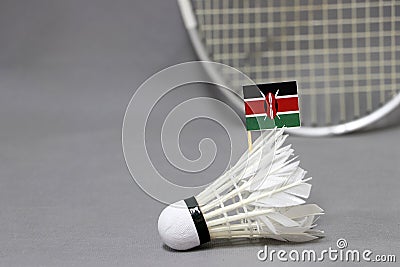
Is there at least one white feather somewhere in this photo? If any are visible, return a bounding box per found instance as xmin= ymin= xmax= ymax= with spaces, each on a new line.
xmin=285 ymin=183 xmax=312 ymax=198
xmin=267 ymin=212 xmax=299 ymax=227
xmin=194 ymin=129 xmax=324 ymax=243
xmin=252 ymin=191 xmax=306 ymax=208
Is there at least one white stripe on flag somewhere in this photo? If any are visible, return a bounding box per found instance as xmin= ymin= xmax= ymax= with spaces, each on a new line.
xmin=245 ymin=95 xmax=298 ymax=101
xmin=244 ymin=97 xmax=264 ymax=102
xmin=245 ymin=111 xmax=299 ymax=118
xmin=275 ymin=94 xmax=298 ymax=99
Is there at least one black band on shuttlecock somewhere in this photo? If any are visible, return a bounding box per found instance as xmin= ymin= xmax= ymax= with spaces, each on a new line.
xmin=184 ymin=196 xmax=210 ymax=245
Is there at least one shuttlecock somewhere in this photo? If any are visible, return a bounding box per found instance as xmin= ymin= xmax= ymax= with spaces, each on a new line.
xmin=158 ymin=129 xmax=324 ymax=250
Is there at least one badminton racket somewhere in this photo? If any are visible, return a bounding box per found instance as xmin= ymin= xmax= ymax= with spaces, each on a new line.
xmin=178 ymin=0 xmax=400 ymax=136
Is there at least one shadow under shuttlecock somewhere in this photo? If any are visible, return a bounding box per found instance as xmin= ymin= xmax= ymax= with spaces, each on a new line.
xmin=162 ymin=237 xmax=325 ymax=252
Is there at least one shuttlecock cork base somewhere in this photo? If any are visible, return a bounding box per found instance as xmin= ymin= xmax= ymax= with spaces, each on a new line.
xmin=158 ymin=129 xmax=324 ymax=251
xmin=158 ymin=197 xmax=210 ymax=251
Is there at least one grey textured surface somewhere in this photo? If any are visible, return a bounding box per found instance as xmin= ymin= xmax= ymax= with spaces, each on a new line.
xmin=0 ymin=0 xmax=399 ymax=266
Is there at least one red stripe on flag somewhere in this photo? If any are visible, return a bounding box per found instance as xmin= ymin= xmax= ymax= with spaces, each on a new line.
xmin=245 ymin=97 xmax=299 ymax=115
xmin=245 ymin=100 xmax=264 ymax=115
xmin=277 ymin=97 xmax=299 ymax=112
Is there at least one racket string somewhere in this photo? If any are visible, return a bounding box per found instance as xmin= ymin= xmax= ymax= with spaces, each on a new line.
xmin=192 ymin=0 xmax=400 ymax=126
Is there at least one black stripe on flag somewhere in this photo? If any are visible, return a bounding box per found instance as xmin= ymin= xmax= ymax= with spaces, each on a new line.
xmin=243 ymin=81 xmax=298 ymax=99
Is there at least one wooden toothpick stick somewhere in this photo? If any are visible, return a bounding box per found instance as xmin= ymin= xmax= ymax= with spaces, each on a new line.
xmin=247 ymin=131 xmax=253 ymax=152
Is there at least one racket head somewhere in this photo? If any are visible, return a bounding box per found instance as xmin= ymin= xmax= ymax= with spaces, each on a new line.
xmin=178 ymin=0 xmax=400 ymax=136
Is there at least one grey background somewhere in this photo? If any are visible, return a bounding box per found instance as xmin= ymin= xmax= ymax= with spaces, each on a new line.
xmin=0 ymin=0 xmax=399 ymax=266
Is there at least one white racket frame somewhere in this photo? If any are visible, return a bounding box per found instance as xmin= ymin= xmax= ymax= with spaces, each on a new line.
xmin=178 ymin=0 xmax=400 ymax=136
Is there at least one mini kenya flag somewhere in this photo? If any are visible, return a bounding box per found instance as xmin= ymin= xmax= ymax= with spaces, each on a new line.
xmin=243 ymin=81 xmax=301 ymax=131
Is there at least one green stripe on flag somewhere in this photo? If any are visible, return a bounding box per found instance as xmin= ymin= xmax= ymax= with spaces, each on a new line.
xmin=246 ymin=113 xmax=300 ymax=131
xmin=246 ymin=116 xmax=275 ymax=131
